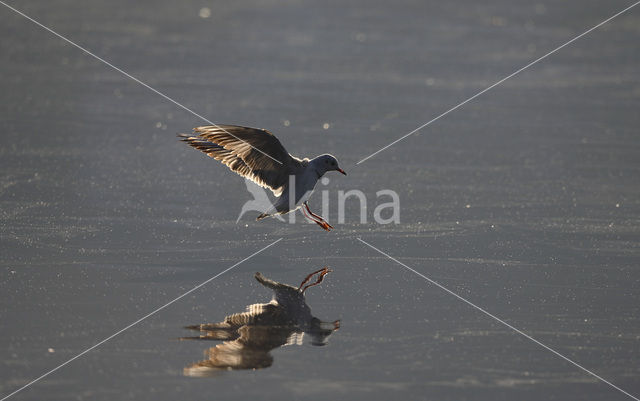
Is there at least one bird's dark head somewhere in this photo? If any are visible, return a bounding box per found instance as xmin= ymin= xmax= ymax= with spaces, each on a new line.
xmin=314 ymin=154 xmax=346 ymax=176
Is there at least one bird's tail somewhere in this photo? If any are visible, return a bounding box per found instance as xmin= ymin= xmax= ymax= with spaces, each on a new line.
xmin=256 ymin=212 xmax=271 ymax=221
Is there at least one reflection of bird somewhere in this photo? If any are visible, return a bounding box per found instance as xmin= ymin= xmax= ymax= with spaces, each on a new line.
xmin=179 ymin=125 xmax=346 ymax=230
xmin=181 ymin=268 xmax=339 ymax=376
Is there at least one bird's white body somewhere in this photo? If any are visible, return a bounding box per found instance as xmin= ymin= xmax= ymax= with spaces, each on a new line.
xmin=271 ymin=158 xmax=323 ymax=216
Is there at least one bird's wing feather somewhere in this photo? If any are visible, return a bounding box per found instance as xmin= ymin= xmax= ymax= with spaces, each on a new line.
xmin=179 ymin=125 xmax=301 ymax=196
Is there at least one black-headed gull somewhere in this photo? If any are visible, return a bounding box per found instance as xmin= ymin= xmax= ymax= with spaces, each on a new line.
xmin=179 ymin=124 xmax=346 ymax=230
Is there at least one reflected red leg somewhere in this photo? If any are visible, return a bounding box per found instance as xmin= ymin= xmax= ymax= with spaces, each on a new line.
xmin=298 ymin=267 xmax=332 ymax=293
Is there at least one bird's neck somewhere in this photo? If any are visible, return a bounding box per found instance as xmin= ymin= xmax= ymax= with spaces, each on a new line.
xmin=309 ymin=159 xmax=325 ymax=179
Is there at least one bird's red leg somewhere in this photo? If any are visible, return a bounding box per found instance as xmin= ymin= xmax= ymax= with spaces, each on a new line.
xmin=301 ymin=203 xmax=323 ymax=224
xmin=304 ymin=202 xmax=329 ymax=223
xmin=299 ymin=267 xmax=332 ymax=293
xmin=301 ymin=203 xmax=332 ymax=231
xmin=300 ymin=202 xmax=315 ymax=221
xmin=304 ymin=202 xmax=333 ymax=230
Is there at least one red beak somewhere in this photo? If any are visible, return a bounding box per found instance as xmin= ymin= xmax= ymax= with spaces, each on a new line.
xmin=338 ymin=168 xmax=347 ymax=175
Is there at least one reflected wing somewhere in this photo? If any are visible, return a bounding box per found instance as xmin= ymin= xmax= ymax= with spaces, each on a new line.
xmin=184 ymin=340 xmax=274 ymax=374
xmin=225 ymin=303 xmax=278 ymax=326
xmin=184 ymin=303 xmax=279 ymax=334
xmin=179 ymin=125 xmax=302 ymax=196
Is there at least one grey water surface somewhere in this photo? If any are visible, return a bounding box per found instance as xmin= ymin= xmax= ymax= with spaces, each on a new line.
xmin=1 ymin=0 xmax=640 ymax=400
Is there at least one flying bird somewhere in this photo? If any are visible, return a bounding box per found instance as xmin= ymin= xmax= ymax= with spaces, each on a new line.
xmin=179 ymin=124 xmax=346 ymax=230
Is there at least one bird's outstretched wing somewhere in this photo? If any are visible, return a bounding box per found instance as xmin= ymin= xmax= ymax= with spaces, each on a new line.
xmin=179 ymin=125 xmax=301 ymax=196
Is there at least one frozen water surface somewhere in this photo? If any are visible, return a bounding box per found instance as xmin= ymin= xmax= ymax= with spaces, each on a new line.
xmin=1 ymin=0 xmax=640 ymax=400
